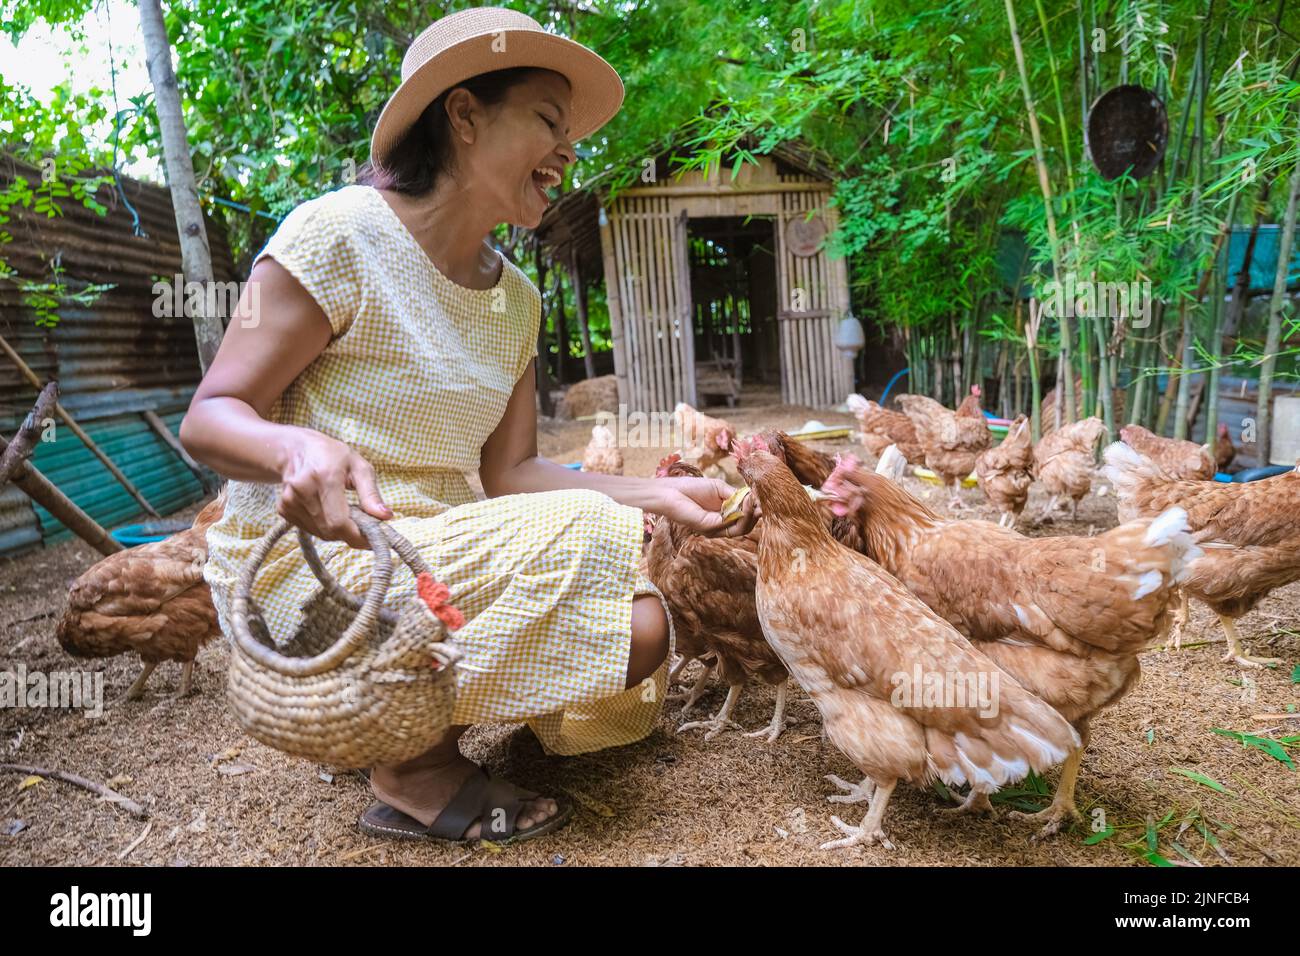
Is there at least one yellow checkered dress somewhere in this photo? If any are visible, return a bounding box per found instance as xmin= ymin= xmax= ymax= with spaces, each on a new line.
xmin=202 ymin=184 xmax=673 ymax=756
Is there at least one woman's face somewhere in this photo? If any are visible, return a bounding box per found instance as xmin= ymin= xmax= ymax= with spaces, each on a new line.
xmin=446 ymin=70 xmax=577 ymax=229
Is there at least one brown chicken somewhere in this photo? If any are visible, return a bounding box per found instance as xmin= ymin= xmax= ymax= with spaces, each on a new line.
xmin=673 ymin=402 xmax=735 ymax=475
xmin=954 ymin=384 xmax=985 ymax=419
xmin=641 ymin=457 xmax=789 ymax=741
xmin=1119 ymin=424 xmax=1215 ymax=480
xmin=844 ymin=394 xmax=924 ymax=463
xmin=1105 ymin=442 xmax=1300 ymax=668
xmin=733 ymin=436 xmax=1078 ymax=849
xmin=579 ymin=422 xmax=623 ymax=475
xmin=896 ymin=393 xmax=992 ymax=508
xmin=975 ymin=415 xmax=1034 ymax=529
xmin=768 ymin=437 xmax=1199 ymax=836
xmin=1033 ymin=416 xmax=1107 ymax=521
xmin=56 ymin=490 xmax=227 ymax=699
xmin=1214 ymin=423 xmax=1236 ymax=473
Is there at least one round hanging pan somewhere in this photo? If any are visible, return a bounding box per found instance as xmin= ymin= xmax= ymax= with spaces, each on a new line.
xmin=1086 ymin=85 xmax=1169 ymax=181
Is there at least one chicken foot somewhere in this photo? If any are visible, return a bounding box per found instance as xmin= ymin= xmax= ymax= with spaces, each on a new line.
xmin=822 ymin=779 xmax=896 ymax=851
xmin=825 ymin=773 xmax=875 ymax=805
xmin=742 ymin=680 xmax=788 ymax=742
xmin=943 ymin=789 xmax=996 ymax=817
xmin=667 ymin=662 xmax=714 ymax=715
xmin=1010 ymin=746 xmax=1082 ymax=840
xmin=1219 ymin=615 xmax=1282 ymax=669
xmin=678 ymin=683 xmax=743 ymax=741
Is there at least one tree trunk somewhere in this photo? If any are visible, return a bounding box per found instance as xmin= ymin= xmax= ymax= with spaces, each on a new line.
xmin=534 ymin=243 xmax=555 ymax=417
xmin=1256 ymin=137 xmax=1300 ymax=465
xmin=138 ymin=0 xmax=223 ymax=374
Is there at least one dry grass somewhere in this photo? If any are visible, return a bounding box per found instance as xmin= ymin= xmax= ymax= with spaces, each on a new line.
xmin=2 ymin=399 xmax=1296 ymax=867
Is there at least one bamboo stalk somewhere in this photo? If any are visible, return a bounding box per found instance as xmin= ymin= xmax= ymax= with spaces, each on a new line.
xmin=0 ymin=332 xmax=160 ymax=517
xmin=1005 ymin=0 xmax=1075 ymax=425
xmin=1256 ymin=115 xmax=1300 ymax=465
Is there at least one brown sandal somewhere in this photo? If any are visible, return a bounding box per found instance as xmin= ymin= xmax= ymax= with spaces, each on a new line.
xmin=358 ymin=764 xmax=573 ymax=845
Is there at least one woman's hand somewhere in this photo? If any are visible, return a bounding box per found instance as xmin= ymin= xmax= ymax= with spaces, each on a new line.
xmin=278 ymin=429 xmax=393 ymax=549
xmin=652 ymin=475 xmax=758 ymax=538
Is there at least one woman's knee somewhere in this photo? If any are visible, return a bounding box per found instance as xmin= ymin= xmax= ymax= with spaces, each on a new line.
xmin=626 ymin=593 xmax=670 ymax=689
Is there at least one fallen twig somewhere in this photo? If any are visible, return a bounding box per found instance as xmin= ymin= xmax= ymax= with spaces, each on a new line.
xmin=117 ymin=821 xmax=153 ymax=860
xmin=0 ymin=763 xmax=148 ymax=818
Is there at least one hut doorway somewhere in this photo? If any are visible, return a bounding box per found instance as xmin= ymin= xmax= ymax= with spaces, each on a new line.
xmin=686 ymin=216 xmax=779 ymax=407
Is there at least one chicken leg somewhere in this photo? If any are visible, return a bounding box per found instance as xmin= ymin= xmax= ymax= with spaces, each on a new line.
xmin=821 ymin=779 xmax=896 ymax=850
xmin=667 ymin=661 xmax=714 ymax=715
xmin=678 ymin=683 xmax=743 ymax=740
xmin=1010 ymin=746 xmax=1083 ymax=839
xmin=124 ymin=661 xmax=158 ymax=701
xmin=947 ymin=480 xmax=966 ymax=511
xmin=743 ymin=681 xmax=788 ymax=742
xmin=1169 ymin=591 xmax=1191 ymax=651
xmin=667 ymin=653 xmax=693 ymax=685
xmin=1219 ymin=615 xmax=1282 ymax=669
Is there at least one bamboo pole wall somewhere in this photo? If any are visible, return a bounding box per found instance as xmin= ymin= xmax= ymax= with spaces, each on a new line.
xmin=607 ymin=195 xmax=694 ymax=413
xmin=775 ymin=176 xmax=842 ymax=407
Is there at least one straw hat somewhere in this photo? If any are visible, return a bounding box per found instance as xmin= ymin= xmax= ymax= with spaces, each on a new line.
xmin=370 ymin=6 xmax=624 ymax=166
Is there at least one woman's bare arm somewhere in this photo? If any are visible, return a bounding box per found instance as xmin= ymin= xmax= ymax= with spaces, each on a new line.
xmin=179 ymin=258 xmax=390 ymax=548
xmin=479 ymin=359 xmax=755 ymax=536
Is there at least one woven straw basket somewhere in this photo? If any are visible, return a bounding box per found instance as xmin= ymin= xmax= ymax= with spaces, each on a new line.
xmin=226 ymin=506 xmax=462 ymax=768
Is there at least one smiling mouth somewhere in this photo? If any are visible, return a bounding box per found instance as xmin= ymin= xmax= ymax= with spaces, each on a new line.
xmin=530 ymin=166 xmax=562 ymax=204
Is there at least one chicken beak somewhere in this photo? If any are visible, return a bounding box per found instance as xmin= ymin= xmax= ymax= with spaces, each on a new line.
xmin=803 ymin=484 xmax=827 ymax=501
xmin=720 ymin=485 xmax=752 ymax=524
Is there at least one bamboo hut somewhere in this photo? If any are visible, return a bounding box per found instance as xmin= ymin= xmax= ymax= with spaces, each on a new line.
xmin=535 ymin=137 xmax=854 ymax=412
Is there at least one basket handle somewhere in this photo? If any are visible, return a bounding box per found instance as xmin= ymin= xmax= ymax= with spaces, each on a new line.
xmin=229 ymin=506 xmax=395 ymax=677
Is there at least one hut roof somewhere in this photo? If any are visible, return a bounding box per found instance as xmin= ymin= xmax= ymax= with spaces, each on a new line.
xmin=533 ymin=132 xmax=838 ymax=278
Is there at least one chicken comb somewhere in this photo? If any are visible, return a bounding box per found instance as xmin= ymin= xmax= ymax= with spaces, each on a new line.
xmin=654 ymin=452 xmax=682 ymax=477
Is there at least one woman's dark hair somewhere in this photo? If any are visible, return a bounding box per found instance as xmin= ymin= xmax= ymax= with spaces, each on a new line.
xmin=357 ymin=67 xmax=566 ymax=196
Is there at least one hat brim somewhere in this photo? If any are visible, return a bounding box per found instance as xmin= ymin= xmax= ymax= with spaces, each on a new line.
xmin=370 ymin=30 xmax=624 ymax=167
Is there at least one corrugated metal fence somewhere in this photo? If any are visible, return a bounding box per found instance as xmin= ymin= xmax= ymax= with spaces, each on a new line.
xmin=0 ymin=155 xmax=237 ymax=555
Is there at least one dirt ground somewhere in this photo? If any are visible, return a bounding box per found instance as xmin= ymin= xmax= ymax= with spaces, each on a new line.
xmin=2 ymin=398 xmax=1297 ymax=867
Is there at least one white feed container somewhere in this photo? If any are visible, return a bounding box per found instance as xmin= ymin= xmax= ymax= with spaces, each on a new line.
xmin=1271 ymin=395 xmax=1300 ymax=466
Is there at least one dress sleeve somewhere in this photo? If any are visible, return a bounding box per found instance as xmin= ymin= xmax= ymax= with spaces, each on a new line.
xmin=251 ymin=191 xmax=363 ymax=337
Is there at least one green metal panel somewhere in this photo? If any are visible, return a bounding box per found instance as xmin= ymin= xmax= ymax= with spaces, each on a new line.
xmin=27 ymin=409 xmax=207 ymax=544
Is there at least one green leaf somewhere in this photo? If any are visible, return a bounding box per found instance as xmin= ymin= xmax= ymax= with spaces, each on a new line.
xmin=1083 ymin=827 xmax=1115 ymax=845
xmin=1146 ymin=851 xmax=1175 ymax=867
xmin=1211 ymin=728 xmax=1297 ymax=770
xmin=1170 ymin=768 xmax=1229 ymax=793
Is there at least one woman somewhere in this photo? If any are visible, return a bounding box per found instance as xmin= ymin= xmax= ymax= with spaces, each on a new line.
xmin=181 ymin=7 xmax=754 ymax=845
